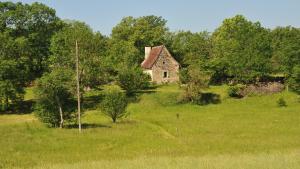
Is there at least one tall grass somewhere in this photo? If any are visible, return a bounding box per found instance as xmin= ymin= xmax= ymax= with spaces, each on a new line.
xmin=35 ymin=151 xmax=300 ymax=169
xmin=1 ymin=84 xmax=300 ymax=168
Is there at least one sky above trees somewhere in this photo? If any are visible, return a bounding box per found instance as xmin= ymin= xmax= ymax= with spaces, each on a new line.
xmin=8 ymin=0 xmax=300 ymax=35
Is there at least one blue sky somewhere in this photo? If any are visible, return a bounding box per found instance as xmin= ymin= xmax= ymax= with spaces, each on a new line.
xmin=9 ymin=0 xmax=300 ymax=35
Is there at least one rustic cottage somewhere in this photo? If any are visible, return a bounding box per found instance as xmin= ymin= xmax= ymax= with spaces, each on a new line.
xmin=141 ymin=45 xmax=180 ymax=83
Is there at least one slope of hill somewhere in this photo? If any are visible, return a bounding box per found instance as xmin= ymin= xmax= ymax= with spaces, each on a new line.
xmin=1 ymin=85 xmax=300 ymax=169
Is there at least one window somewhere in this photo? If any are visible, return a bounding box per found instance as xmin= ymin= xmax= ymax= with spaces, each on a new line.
xmin=163 ymin=71 xmax=168 ymax=78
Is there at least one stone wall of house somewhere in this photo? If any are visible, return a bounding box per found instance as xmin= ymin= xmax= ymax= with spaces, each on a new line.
xmin=152 ymin=48 xmax=179 ymax=83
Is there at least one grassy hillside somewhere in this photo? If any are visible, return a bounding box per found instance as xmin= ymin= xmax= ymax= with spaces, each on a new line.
xmin=1 ymin=85 xmax=300 ymax=169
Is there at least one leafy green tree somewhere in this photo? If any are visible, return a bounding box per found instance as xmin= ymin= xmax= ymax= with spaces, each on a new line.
xmin=110 ymin=15 xmax=168 ymax=65
xmin=107 ymin=40 xmax=140 ymax=71
xmin=34 ymin=68 xmax=75 ymax=128
xmin=288 ymin=65 xmax=300 ymax=94
xmin=212 ymin=15 xmax=272 ymax=83
xmin=166 ymin=31 xmax=211 ymax=66
xmin=100 ymin=87 xmax=128 ymax=123
xmin=50 ymin=21 xmax=109 ymax=88
xmin=271 ymin=26 xmax=300 ymax=76
xmin=0 ymin=32 xmax=28 ymax=111
xmin=0 ymin=60 xmax=25 ymax=111
xmin=0 ymin=2 xmax=63 ymax=80
xmin=117 ymin=67 xmax=150 ymax=96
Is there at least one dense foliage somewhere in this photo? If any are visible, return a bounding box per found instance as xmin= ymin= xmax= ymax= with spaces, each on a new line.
xmin=100 ymin=87 xmax=128 ymax=123
xmin=288 ymin=65 xmax=300 ymax=94
xmin=271 ymin=27 xmax=300 ymax=75
xmin=212 ymin=15 xmax=272 ymax=83
xmin=34 ymin=68 xmax=75 ymax=127
xmin=0 ymin=32 xmax=27 ymax=111
xmin=0 ymin=2 xmax=63 ymax=80
xmin=50 ymin=21 xmax=109 ymax=88
xmin=117 ymin=67 xmax=150 ymax=96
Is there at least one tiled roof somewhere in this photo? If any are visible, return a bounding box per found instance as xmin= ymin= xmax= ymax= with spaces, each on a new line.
xmin=141 ymin=45 xmax=164 ymax=69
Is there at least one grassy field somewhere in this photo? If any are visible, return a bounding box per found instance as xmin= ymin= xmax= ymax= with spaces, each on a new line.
xmin=1 ymin=85 xmax=300 ymax=169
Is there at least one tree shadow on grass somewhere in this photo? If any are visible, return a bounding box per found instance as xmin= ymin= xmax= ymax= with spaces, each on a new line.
xmin=198 ymin=92 xmax=221 ymax=105
xmin=126 ymin=91 xmax=156 ymax=104
xmin=0 ymin=100 xmax=34 ymax=115
xmin=66 ymin=123 xmax=111 ymax=129
xmin=82 ymin=95 xmax=103 ymax=111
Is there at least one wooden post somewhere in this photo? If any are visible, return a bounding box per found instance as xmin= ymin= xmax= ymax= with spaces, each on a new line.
xmin=76 ymin=40 xmax=81 ymax=132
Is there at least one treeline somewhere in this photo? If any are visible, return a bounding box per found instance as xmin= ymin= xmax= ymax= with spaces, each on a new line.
xmin=0 ymin=2 xmax=299 ymax=125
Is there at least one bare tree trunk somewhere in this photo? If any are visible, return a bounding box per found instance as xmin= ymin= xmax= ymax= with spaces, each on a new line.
xmin=59 ymin=106 xmax=64 ymax=128
xmin=56 ymin=96 xmax=64 ymax=128
xmin=76 ymin=40 xmax=82 ymax=132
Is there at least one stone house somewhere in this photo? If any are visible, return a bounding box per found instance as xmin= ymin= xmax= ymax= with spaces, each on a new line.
xmin=141 ymin=45 xmax=180 ymax=83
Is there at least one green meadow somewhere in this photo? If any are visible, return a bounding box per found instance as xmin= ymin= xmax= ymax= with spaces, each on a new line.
xmin=1 ymin=85 xmax=300 ymax=169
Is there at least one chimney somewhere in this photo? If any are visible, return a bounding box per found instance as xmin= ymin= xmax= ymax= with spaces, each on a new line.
xmin=145 ymin=47 xmax=151 ymax=59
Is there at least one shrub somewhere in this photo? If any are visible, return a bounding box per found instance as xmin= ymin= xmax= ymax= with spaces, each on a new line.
xmin=277 ymin=97 xmax=287 ymax=107
xmin=177 ymin=64 xmax=212 ymax=105
xmin=100 ymin=87 xmax=128 ymax=123
xmin=227 ymin=84 xmax=244 ymax=98
xmin=177 ymin=83 xmax=220 ymax=105
xmin=177 ymin=83 xmax=203 ymax=104
xmin=117 ymin=67 xmax=150 ymax=96
xmin=34 ymin=69 xmax=76 ymax=128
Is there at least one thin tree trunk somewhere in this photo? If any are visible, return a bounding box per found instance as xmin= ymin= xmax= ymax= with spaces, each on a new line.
xmin=59 ymin=106 xmax=64 ymax=128
xmin=76 ymin=40 xmax=82 ymax=132
xmin=56 ymin=96 xmax=64 ymax=128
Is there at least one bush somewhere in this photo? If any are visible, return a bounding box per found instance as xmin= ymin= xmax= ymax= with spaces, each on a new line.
xmin=177 ymin=64 xmax=211 ymax=104
xmin=177 ymin=83 xmax=220 ymax=105
xmin=100 ymin=87 xmax=128 ymax=123
xmin=177 ymin=83 xmax=203 ymax=104
xmin=117 ymin=67 xmax=150 ymax=96
xmin=227 ymin=84 xmax=244 ymax=98
xmin=277 ymin=97 xmax=287 ymax=107
xmin=34 ymin=69 xmax=76 ymax=128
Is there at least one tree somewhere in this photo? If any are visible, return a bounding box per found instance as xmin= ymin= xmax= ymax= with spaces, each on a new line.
xmin=100 ymin=87 xmax=128 ymax=123
xmin=34 ymin=68 xmax=75 ymax=128
xmin=288 ymin=65 xmax=300 ymax=94
xmin=110 ymin=15 xmax=168 ymax=65
xmin=0 ymin=32 xmax=28 ymax=111
xmin=212 ymin=15 xmax=272 ymax=83
xmin=0 ymin=60 xmax=25 ymax=111
xmin=107 ymin=40 xmax=140 ymax=71
xmin=117 ymin=67 xmax=150 ymax=96
xmin=271 ymin=26 xmax=300 ymax=76
xmin=50 ymin=21 xmax=108 ymax=130
xmin=0 ymin=2 xmax=63 ymax=80
xmin=50 ymin=21 xmax=109 ymax=88
xmin=166 ymin=31 xmax=211 ymax=66
xmin=166 ymin=31 xmax=214 ymax=84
